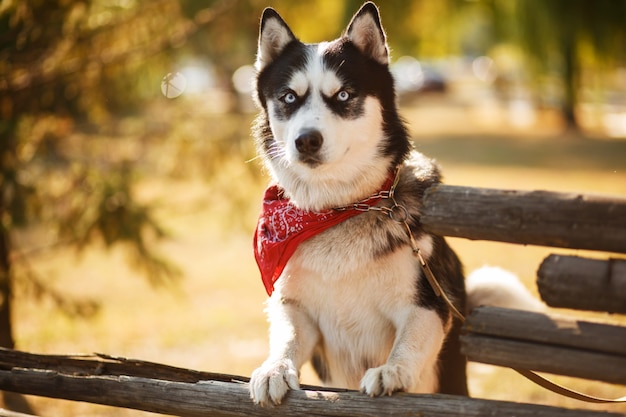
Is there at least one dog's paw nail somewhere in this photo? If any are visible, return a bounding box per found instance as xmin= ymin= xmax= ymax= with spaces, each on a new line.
xmin=360 ymin=364 xmax=412 ymax=397
xmin=249 ymin=359 xmax=300 ymax=406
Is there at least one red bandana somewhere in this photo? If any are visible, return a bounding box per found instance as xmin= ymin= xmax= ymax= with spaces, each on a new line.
xmin=253 ymin=173 xmax=396 ymax=296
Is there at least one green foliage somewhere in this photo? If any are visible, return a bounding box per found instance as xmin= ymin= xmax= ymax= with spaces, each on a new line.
xmin=511 ymin=0 xmax=626 ymax=64
xmin=491 ymin=0 xmax=626 ymax=126
xmin=54 ymin=164 xmax=181 ymax=286
xmin=9 ymin=0 xmax=204 ymax=110
xmin=0 ymin=0 xmax=199 ymax=334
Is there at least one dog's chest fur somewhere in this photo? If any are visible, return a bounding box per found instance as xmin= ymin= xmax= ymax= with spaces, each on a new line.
xmin=270 ymin=163 xmax=436 ymax=388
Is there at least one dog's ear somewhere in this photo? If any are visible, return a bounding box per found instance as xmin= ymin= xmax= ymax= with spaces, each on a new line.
xmin=345 ymin=2 xmax=389 ymax=65
xmin=256 ymin=8 xmax=297 ymax=71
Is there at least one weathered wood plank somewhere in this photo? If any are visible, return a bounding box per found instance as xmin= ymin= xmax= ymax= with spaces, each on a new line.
xmin=537 ymin=254 xmax=626 ymax=313
xmin=0 ymin=368 xmax=622 ymax=417
xmin=421 ymin=185 xmax=626 ymax=253
xmin=0 ymin=409 xmax=39 ymax=417
xmin=464 ymin=306 xmax=626 ymax=356
xmin=0 ymin=349 xmax=239 ymax=384
xmin=462 ymin=333 xmax=626 ymax=385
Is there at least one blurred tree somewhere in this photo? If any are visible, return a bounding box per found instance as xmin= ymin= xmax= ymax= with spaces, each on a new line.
xmin=0 ymin=0 xmax=233 ymax=352
xmin=501 ymin=0 xmax=626 ymax=130
xmin=179 ymin=0 xmax=259 ymax=85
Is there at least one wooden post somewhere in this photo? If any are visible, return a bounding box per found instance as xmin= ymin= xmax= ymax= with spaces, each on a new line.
xmin=537 ymin=254 xmax=626 ymax=313
xmin=421 ymin=185 xmax=626 ymax=254
xmin=0 ymin=349 xmax=622 ymax=417
xmin=461 ymin=307 xmax=626 ymax=384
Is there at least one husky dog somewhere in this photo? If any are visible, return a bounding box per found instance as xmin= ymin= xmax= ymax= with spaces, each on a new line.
xmin=249 ymin=2 xmax=525 ymax=406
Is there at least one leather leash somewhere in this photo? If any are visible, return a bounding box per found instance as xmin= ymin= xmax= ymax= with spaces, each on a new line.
xmin=412 ymin=227 xmax=626 ymax=403
xmin=388 ymin=166 xmax=626 ymax=404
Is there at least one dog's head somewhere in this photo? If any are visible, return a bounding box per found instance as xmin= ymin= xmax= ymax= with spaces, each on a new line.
xmin=254 ymin=2 xmax=410 ymax=209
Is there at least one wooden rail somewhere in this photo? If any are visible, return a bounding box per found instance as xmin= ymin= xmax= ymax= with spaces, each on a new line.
xmin=538 ymin=254 xmax=626 ymax=313
xmin=0 ymin=349 xmax=622 ymax=417
xmin=421 ymin=185 xmax=626 ymax=254
xmin=461 ymin=307 xmax=626 ymax=384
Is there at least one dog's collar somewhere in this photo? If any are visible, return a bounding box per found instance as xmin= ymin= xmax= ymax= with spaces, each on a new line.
xmin=253 ymin=169 xmax=399 ymax=296
xmin=333 ymin=166 xmax=407 ymax=222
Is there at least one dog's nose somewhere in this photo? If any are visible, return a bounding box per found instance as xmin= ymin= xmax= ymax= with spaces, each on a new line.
xmin=295 ymin=130 xmax=323 ymax=156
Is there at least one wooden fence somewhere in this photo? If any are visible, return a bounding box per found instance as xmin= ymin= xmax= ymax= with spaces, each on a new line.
xmin=0 ymin=184 xmax=625 ymax=416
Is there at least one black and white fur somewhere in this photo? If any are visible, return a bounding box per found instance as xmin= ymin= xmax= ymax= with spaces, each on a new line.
xmin=249 ymin=2 xmax=536 ymax=406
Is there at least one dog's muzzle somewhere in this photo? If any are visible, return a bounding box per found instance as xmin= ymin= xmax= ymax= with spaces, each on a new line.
xmin=295 ymin=129 xmax=324 ymax=166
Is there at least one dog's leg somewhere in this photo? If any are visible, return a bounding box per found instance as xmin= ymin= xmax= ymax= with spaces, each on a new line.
xmin=249 ymin=297 xmax=318 ymax=406
xmin=360 ymin=307 xmax=445 ymax=396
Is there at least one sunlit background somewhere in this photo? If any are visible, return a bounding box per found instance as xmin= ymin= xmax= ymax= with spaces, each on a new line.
xmin=1 ymin=0 xmax=625 ymax=415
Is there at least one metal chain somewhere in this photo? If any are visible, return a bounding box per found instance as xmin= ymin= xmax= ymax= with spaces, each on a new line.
xmin=333 ymin=167 xmax=464 ymax=321
xmin=333 ymin=167 xmax=402 ymax=216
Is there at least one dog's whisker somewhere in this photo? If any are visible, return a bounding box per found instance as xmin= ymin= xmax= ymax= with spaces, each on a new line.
xmin=267 ymin=150 xmax=285 ymax=160
xmin=266 ymin=147 xmax=288 ymax=166
xmin=245 ymin=154 xmax=263 ymax=164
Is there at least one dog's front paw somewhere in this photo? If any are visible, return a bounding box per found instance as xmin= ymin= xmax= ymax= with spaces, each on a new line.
xmin=360 ymin=364 xmax=413 ymax=397
xmin=249 ymin=359 xmax=300 ymax=406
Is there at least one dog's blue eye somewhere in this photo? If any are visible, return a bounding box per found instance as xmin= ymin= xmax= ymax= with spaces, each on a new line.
xmin=336 ymin=90 xmax=350 ymax=102
xmin=282 ymin=92 xmax=297 ymax=104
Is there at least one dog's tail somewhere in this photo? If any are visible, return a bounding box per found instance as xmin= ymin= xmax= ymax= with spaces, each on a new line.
xmin=466 ymin=266 xmax=545 ymax=313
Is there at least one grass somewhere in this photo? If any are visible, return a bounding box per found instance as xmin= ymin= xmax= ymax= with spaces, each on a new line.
xmin=8 ymin=102 xmax=626 ymax=415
